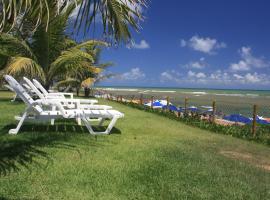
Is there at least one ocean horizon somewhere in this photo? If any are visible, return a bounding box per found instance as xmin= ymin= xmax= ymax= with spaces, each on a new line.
xmin=96 ymin=86 xmax=270 ymax=97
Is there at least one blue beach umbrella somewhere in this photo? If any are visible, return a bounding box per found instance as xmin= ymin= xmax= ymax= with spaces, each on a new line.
xmin=152 ymin=101 xmax=163 ymax=107
xmin=223 ymin=114 xmax=252 ymax=124
xmin=188 ymin=106 xmax=199 ymax=112
xmin=162 ymin=105 xmax=179 ymax=111
xmin=256 ymin=116 xmax=270 ymax=125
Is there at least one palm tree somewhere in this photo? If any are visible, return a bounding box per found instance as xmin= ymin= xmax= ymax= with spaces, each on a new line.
xmin=0 ymin=0 xmax=146 ymax=44
xmin=50 ymin=49 xmax=113 ymax=96
xmin=0 ymin=1 xmax=108 ymax=91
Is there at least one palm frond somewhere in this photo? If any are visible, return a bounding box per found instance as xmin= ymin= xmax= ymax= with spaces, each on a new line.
xmin=0 ymin=0 xmax=78 ymax=32
xmin=0 ymin=33 xmax=35 ymax=58
xmin=56 ymin=78 xmax=80 ymax=87
xmin=30 ymin=1 xmax=78 ymax=70
xmin=74 ymin=0 xmax=146 ymax=44
xmin=81 ymin=77 xmax=95 ymax=87
xmin=71 ymin=40 xmax=108 ymax=51
xmin=1 ymin=0 xmax=146 ymax=44
xmin=49 ymin=49 xmax=95 ymax=78
xmin=4 ymin=56 xmax=45 ymax=81
xmin=96 ymin=62 xmax=114 ymax=69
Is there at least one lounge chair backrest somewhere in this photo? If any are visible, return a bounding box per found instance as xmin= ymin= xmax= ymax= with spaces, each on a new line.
xmin=4 ymin=75 xmax=43 ymax=113
xmin=23 ymin=77 xmax=45 ymax=99
xmin=33 ymin=79 xmax=49 ymax=95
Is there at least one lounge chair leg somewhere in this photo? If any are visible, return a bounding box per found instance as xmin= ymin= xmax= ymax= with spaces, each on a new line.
xmin=9 ymin=111 xmax=27 ymax=134
xmin=81 ymin=116 xmax=119 ymax=135
xmin=11 ymin=94 xmax=17 ymax=102
xmin=104 ymin=117 xmax=118 ymax=134
xmin=81 ymin=117 xmax=95 ymax=134
xmin=98 ymin=118 xmax=105 ymax=126
xmin=77 ymin=117 xmax=82 ymax=126
xmin=51 ymin=106 xmax=55 ymax=125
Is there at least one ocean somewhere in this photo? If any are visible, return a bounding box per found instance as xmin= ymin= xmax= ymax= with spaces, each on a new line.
xmin=95 ymin=86 xmax=270 ymax=117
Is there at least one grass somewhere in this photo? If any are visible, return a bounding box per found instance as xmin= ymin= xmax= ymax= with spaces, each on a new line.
xmin=115 ymin=101 xmax=270 ymax=146
xmin=0 ymin=91 xmax=269 ymax=199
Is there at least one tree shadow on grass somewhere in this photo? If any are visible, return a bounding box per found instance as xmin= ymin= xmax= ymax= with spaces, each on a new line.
xmin=0 ymin=122 xmax=121 ymax=176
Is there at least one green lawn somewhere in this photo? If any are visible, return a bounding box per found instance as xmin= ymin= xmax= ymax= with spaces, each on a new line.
xmin=0 ymin=91 xmax=269 ymax=200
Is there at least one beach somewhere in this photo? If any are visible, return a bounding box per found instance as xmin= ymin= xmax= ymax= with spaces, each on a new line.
xmin=95 ymin=87 xmax=270 ymax=117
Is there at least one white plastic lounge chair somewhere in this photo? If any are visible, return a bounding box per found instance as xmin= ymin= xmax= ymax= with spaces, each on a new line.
xmin=4 ymin=84 xmax=18 ymax=102
xmin=32 ymin=79 xmax=74 ymax=99
xmin=4 ymin=75 xmax=124 ymax=135
xmin=23 ymin=77 xmax=99 ymax=108
xmin=23 ymin=77 xmax=113 ymax=125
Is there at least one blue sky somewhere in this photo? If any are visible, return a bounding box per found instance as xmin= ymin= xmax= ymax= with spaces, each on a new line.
xmin=73 ymin=0 xmax=270 ymax=89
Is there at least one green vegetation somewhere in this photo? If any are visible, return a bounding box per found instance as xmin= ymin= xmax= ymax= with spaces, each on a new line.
xmin=0 ymin=92 xmax=269 ymax=199
xmin=0 ymin=0 xmax=146 ymax=44
xmin=0 ymin=1 xmax=111 ymax=94
xmin=115 ymin=101 xmax=270 ymax=146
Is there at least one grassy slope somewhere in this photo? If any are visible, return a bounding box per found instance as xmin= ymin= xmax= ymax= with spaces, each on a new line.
xmin=0 ymin=91 xmax=269 ymax=200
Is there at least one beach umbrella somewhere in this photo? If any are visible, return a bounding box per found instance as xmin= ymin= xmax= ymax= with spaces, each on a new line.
xmin=152 ymin=101 xmax=163 ymax=107
xmin=223 ymin=114 xmax=252 ymax=124
xmin=201 ymin=106 xmax=212 ymax=109
xmin=256 ymin=116 xmax=270 ymax=125
xmin=162 ymin=105 xmax=179 ymax=111
xmin=144 ymin=100 xmax=163 ymax=108
xmin=188 ymin=106 xmax=199 ymax=112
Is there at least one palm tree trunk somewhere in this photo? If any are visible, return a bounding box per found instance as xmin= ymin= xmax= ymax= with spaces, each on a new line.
xmin=76 ymin=87 xmax=80 ymax=97
xmin=84 ymin=87 xmax=90 ymax=97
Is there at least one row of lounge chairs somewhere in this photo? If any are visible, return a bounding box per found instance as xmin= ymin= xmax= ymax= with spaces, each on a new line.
xmin=4 ymin=75 xmax=124 ymax=135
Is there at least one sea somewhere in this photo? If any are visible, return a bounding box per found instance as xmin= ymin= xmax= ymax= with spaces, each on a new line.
xmin=95 ymin=86 xmax=270 ymax=117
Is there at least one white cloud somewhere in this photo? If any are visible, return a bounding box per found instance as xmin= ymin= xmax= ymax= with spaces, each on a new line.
xmin=233 ymin=74 xmax=244 ymax=80
xmin=187 ymin=70 xmax=206 ymax=78
xmin=184 ymin=57 xmax=207 ymax=69
xmin=121 ymin=68 xmax=145 ymax=80
xmin=69 ymin=5 xmax=80 ymax=20
xmin=230 ymin=46 xmax=269 ymax=71
xmin=230 ymin=60 xmax=250 ymax=71
xmin=244 ymin=73 xmax=261 ymax=83
xmin=181 ymin=35 xmax=226 ymax=54
xmin=119 ymin=0 xmax=143 ymax=13
xmin=161 ymin=71 xmax=174 ymax=80
xmin=160 ymin=70 xmax=182 ymax=82
xmin=196 ymin=72 xmax=207 ymax=78
xmin=158 ymin=68 xmax=270 ymax=87
xmin=128 ymin=40 xmax=150 ymax=49
xmin=180 ymin=39 xmax=187 ymax=47
xmin=209 ymin=71 xmax=269 ymax=85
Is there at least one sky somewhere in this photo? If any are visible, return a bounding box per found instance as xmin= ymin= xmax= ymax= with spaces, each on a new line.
xmin=72 ymin=0 xmax=270 ymax=90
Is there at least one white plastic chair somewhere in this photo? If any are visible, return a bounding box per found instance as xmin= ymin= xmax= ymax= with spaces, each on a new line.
xmin=33 ymin=79 xmax=74 ymax=99
xmin=4 ymin=75 xmax=124 ymax=135
xmin=23 ymin=77 xmax=114 ymax=125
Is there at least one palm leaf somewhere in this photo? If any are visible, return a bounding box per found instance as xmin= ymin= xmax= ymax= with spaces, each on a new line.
xmin=71 ymin=40 xmax=108 ymax=51
xmin=1 ymin=0 xmax=146 ymax=44
xmin=0 ymin=33 xmax=35 ymax=58
xmin=56 ymin=78 xmax=80 ymax=87
xmin=49 ymin=49 xmax=95 ymax=78
xmin=4 ymin=56 xmax=45 ymax=81
xmin=74 ymin=0 xmax=146 ymax=43
xmin=81 ymin=77 xmax=95 ymax=87
xmin=30 ymin=1 xmax=78 ymax=71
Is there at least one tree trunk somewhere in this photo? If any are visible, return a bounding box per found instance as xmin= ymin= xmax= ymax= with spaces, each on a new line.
xmin=44 ymin=82 xmax=51 ymax=90
xmin=76 ymin=87 xmax=80 ymax=97
xmin=84 ymin=87 xmax=90 ymax=97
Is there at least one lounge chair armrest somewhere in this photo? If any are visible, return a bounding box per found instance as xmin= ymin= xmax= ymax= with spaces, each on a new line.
xmin=31 ymin=100 xmax=68 ymax=117
xmin=48 ymin=92 xmax=73 ymax=98
xmin=4 ymin=84 xmax=14 ymax=92
xmin=54 ymin=99 xmax=97 ymax=105
xmin=78 ymin=99 xmax=98 ymax=104
xmin=46 ymin=93 xmax=65 ymax=98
